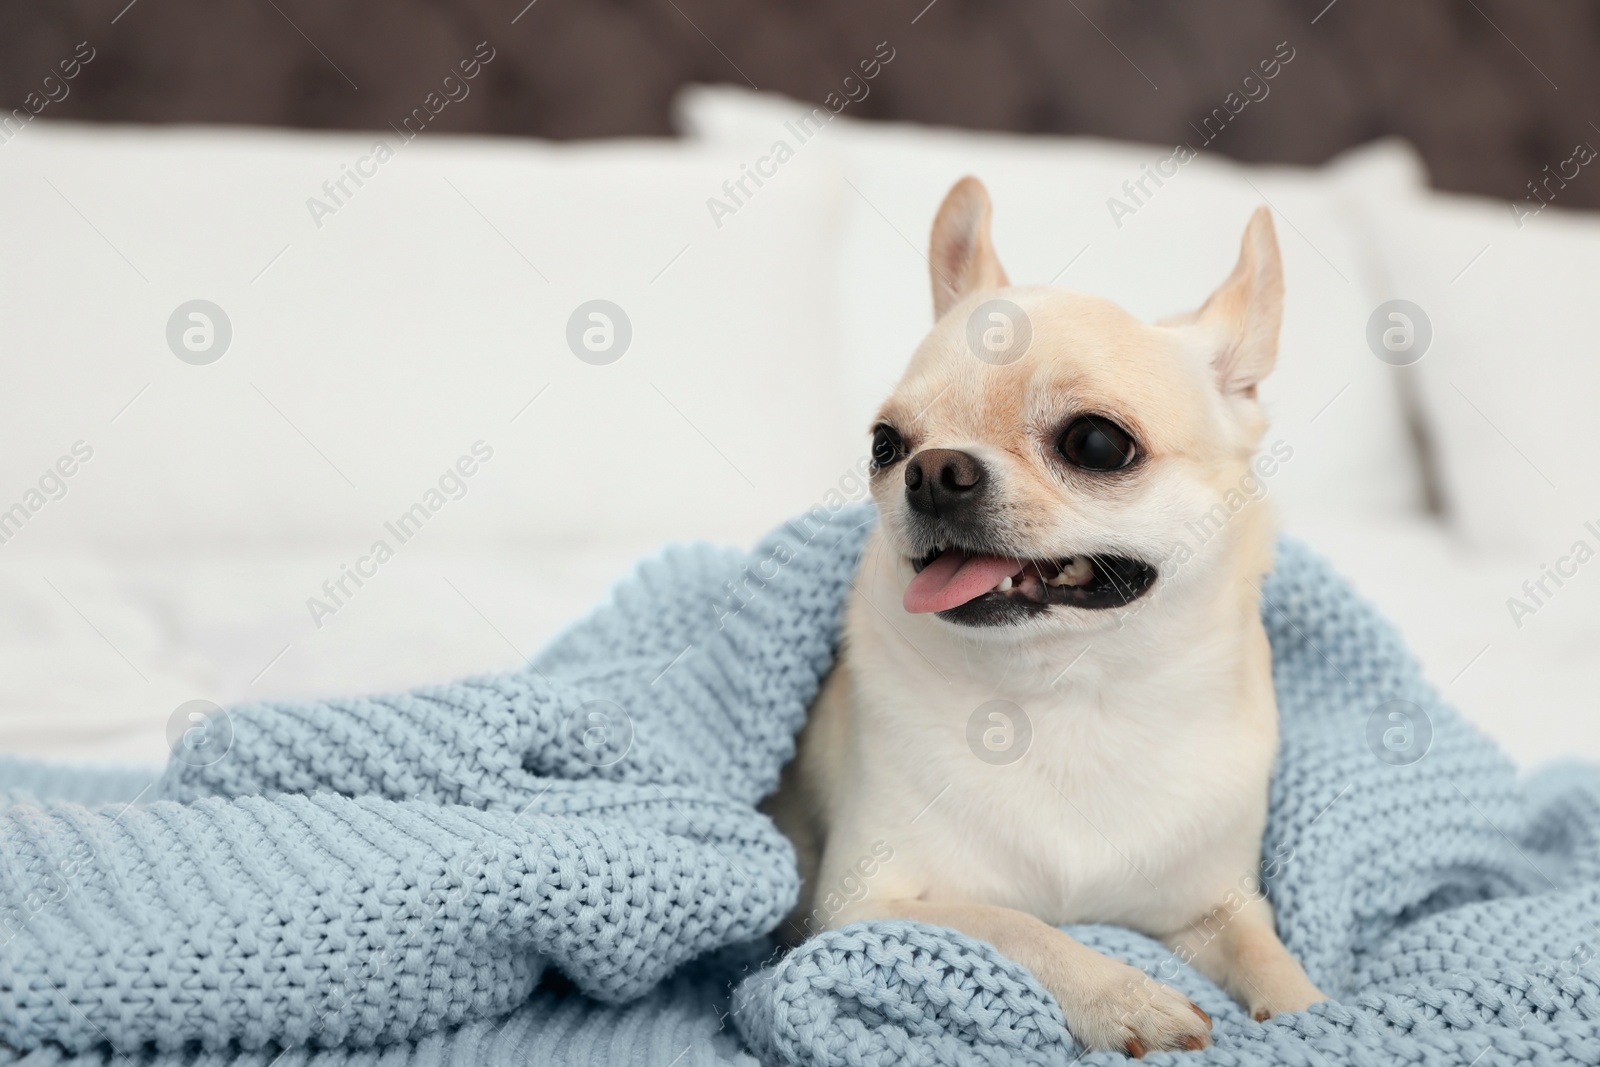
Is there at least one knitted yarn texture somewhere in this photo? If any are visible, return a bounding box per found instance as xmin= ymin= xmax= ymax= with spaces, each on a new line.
xmin=4 ymin=503 xmax=1600 ymax=1067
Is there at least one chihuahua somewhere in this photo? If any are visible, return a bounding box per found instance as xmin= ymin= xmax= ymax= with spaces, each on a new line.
xmin=765 ymin=178 xmax=1326 ymax=1056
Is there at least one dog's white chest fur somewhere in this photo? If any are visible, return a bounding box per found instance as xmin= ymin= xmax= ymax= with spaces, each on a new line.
xmin=847 ymin=656 xmax=1271 ymax=933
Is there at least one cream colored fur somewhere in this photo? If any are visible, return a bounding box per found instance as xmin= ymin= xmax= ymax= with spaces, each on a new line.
xmin=764 ymin=177 xmax=1325 ymax=1057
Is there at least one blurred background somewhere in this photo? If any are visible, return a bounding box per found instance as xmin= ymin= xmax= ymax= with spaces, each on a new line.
xmin=0 ymin=0 xmax=1595 ymax=769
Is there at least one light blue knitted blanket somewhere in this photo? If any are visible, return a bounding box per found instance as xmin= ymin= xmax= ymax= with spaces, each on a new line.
xmin=5 ymin=503 xmax=1600 ymax=1067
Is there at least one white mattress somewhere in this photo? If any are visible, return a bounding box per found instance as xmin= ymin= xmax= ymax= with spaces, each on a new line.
xmin=1287 ymin=514 xmax=1600 ymax=772
xmin=0 ymin=540 xmax=650 ymax=767
xmin=5 ymin=516 xmax=1593 ymax=773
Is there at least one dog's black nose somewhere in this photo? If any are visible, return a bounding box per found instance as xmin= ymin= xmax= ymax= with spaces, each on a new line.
xmin=905 ymin=448 xmax=986 ymax=517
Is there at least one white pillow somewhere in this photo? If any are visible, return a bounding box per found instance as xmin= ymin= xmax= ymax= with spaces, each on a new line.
xmin=676 ymin=85 xmax=1430 ymax=527
xmin=1354 ymin=185 xmax=1600 ymax=555
xmin=0 ymin=124 xmax=857 ymax=556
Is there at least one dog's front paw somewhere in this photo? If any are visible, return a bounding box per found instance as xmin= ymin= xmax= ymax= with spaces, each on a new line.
xmin=1046 ymin=961 xmax=1212 ymax=1057
xmin=1245 ymin=976 xmax=1327 ymax=1022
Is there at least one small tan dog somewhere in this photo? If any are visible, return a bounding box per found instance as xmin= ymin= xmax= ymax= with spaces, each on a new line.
xmin=765 ymin=177 xmax=1325 ymax=1056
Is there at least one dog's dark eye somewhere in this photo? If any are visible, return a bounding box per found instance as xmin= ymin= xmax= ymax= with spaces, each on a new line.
xmin=870 ymin=423 xmax=906 ymax=471
xmin=1058 ymin=416 xmax=1137 ymax=472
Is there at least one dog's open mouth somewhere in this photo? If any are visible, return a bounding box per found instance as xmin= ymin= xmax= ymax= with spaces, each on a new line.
xmin=904 ymin=546 xmax=1157 ymax=625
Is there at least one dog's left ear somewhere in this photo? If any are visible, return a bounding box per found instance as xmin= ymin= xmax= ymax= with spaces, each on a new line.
xmin=1194 ymin=207 xmax=1282 ymax=398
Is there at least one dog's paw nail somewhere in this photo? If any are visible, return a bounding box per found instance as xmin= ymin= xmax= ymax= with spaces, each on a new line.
xmin=1057 ymin=969 xmax=1213 ymax=1054
xmin=1253 ymin=1007 xmax=1271 ymax=1022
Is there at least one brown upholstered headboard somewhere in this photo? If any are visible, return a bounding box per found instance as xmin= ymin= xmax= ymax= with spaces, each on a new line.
xmin=3 ymin=1 xmax=1597 ymax=208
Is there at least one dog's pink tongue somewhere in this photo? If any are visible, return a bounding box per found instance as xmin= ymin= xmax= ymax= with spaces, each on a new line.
xmin=904 ymin=550 xmax=1023 ymax=614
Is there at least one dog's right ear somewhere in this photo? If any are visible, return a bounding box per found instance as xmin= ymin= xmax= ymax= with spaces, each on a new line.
xmin=929 ymin=177 xmax=1010 ymax=321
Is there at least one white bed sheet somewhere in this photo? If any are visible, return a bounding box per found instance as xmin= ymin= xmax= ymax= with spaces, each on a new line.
xmin=6 ymin=516 xmax=1594 ymax=773
xmin=1288 ymin=513 xmax=1600 ymax=771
